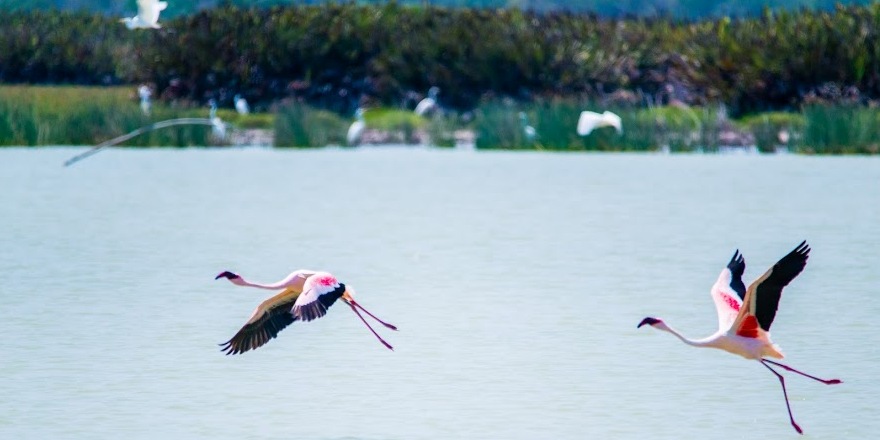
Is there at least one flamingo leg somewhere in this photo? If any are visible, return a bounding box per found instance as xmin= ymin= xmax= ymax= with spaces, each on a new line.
xmin=349 ymin=300 xmax=398 ymax=330
xmin=761 ymin=360 xmax=803 ymax=435
xmin=348 ymin=303 xmax=394 ymax=351
xmin=763 ymin=359 xmax=842 ymax=385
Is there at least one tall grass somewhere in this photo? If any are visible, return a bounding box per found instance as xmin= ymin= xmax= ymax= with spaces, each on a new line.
xmin=800 ymin=105 xmax=880 ymax=154
xmin=274 ymin=101 xmax=347 ymax=147
xmin=0 ymin=86 xmax=215 ymax=146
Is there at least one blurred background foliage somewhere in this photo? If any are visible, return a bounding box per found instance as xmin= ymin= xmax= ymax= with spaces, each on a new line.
xmin=5 ymin=3 xmax=880 ymax=116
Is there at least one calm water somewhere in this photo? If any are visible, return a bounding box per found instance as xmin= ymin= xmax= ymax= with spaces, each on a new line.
xmin=0 ymin=147 xmax=877 ymax=439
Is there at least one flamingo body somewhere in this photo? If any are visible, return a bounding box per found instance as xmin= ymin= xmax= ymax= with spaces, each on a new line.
xmin=638 ymin=241 xmax=840 ymax=434
xmin=215 ymin=269 xmax=396 ymax=355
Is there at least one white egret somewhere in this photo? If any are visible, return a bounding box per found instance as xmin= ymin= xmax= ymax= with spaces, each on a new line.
xmin=137 ymin=84 xmax=152 ymax=115
xmin=414 ymin=87 xmax=440 ymax=116
xmin=577 ymin=110 xmax=622 ymax=136
xmin=234 ymin=94 xmax=250 ymax=115
xmin=347 ymin=108 xmax=366 ymax=146
xmin=120 ymin=0 xmax=168 ymax=30
xmin=519 ymin=112 xmax=537 ymax=143
xmin=209 ymin=99 xmax=227 ymax=141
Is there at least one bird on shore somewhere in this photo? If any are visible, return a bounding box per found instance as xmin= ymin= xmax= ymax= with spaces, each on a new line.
xmin=137 ymin=85 xmax=152 ymax=115
xmin=576 ymin=110 xmax=622 ymax=136
xmin=234 ymin=94 xmax=250 ymax=115
xmin=638 ymin=241 xmax=841 ymax=434
xmin=121 ymin=0 xmax=168 ymax=30
xmin=519 ymin=111 xmax=537 ymax=144
xmin=414 ymin=86 xmax=440 ymax=116
xmin=215 ymin=270 xmax=397 ymax=355
xmin=347 ymin=108 xmax=366 ymax=146
xmin=208 ymin=99 xmax=226 ymax=141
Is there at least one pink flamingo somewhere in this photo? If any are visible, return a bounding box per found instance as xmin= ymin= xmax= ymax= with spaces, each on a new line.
xmin=638 ymin=241 xmax=841 ymax=434
xmin=215 ymin=269 xmax=396 ymax=355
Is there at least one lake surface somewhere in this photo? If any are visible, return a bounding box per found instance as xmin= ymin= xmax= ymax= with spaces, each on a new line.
xmin=0 ymin=147 xmax=877 ymax=439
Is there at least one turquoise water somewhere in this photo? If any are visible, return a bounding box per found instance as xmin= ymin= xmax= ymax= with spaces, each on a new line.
xmin=0 ymin=147 xmax=877 ymax=439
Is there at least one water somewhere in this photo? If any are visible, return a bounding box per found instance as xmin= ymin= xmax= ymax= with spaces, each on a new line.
xmin=0 ymin=147 xmax=877 ymax=439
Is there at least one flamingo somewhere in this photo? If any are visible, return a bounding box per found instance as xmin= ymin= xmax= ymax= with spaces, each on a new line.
xmin=576 ymin=110 xmax=622 ymax=136
xmin=638 ymin=241 xmax=841 ymax=434
xmin=121 ymin=0 xmax=168 ymax=30
xmin=215 ymin=270 xmax=396 ymax=355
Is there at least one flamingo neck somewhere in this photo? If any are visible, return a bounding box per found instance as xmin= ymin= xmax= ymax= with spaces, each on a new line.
xmin=658 ymin=323 xmax=717 ymax=349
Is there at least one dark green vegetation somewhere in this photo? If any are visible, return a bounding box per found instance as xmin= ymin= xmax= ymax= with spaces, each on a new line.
xmin=2 ymin=0 xmax=874 ymax=19
xmin=5 ymin=3 xmax=880 ymax=152
xmin=5 ymin=3 xmax=880 ymax=115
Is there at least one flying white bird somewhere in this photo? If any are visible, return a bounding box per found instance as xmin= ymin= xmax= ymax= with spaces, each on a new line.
xmin=576 ymin=110 xmax=622 ymax=136
xmin=347 ymin=108 xmax=366 ymax=146
xmin=120 ymin=0 xmax=168 ymax=30
xmin=638 ymin=242 xmax=841 ymax=434
xmin=234 ymin=94 xmax=250 ymax=115
xmin=414 ymin=86 xmax=440 ymax=116
xmin=215 ymin=270 xmax=397 ymax=355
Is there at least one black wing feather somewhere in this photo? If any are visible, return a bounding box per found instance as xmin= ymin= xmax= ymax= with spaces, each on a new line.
xmin=220 ymin=297 xmax=299 ymax=355
xmin=294 ymin=284 xmax=346 ymax=322
xmin=727 ymin=250 xmax=747 ymax=300
xmin=755 ymin=241 xmax=810 ymax=331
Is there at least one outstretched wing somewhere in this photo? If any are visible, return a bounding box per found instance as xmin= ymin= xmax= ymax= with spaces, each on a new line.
xmin=710 ymin=250 xmax=746 ymax=331
xmin=220 ymin=288 xmax=300 ymax=355
xmin=733 ymin=241 xmax=810 ymax=335
xmin=292 ymin=273 xmax=346 ymax=322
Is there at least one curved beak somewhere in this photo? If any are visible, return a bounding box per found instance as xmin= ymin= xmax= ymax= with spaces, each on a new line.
xmin=637 ymin=317 xmax=661 ymax=328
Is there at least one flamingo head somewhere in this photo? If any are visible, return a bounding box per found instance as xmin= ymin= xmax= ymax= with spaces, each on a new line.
xmin=637 ymin=317 xmax=665 ymax=329
xmin=215 ymin=271 xmax=245 ymax=286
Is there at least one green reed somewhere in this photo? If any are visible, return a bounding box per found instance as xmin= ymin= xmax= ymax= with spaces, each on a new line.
xmin=274 ymin=101 xmax=348 ymax=147
xmin=0 ymin=86 xmax=215 ymax=146
xmin=800 ymin=105 xmax=880 ymax=154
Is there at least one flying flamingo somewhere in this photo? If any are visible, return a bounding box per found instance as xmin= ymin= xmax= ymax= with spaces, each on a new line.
xmin=638 ymin=241 xmax=841 ymax=434
xmin=215 ymin=269 xmax=396 ymax=355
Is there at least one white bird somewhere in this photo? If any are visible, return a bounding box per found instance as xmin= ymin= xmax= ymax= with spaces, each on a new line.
xmin=120 ymin=0 xmax=168 ymax=30
xmin=519 ymin=111 xmax=537 ymax=143
xmin=234 ymin=94 xmax=249 ymax=115
xmin=137 ymin=84 xmax=151 ymax=115
xmin=208 ymin=99 xmax=226 ymax=141
xmin=414 ymin=86 xmax=440 ymax=117
xmin=347 ymin=108 xmax=366 ymax=146
xmin=576 ymin=110 xmax=622 ymax=136
xmin=638 ymin=241 xmax=841 ymax=434
xmin=215 ymin=270 xmax=397 ymax=355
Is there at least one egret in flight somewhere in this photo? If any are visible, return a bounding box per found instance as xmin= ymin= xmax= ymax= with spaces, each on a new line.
xmin=215 ymin=270 xmax=397 ymax=355
xmin=576 ymin=110 xmax=622 ymax=136
xmin=638 ymin=242 xmax=841 ymax=434
xmin=121 ymin=0 xmax=168 ymax=30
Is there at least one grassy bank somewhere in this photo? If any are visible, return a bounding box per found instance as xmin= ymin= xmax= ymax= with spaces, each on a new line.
xmin=0 ymin=85 xmax=275 ymax=146
xmin=4 ymin=86 xmax=880 ymax=153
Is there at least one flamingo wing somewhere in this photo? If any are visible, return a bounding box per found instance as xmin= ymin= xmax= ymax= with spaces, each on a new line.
xmin=291 ymin=273 xmax=347 ymax=322
xmin=710 ymin=249 xmax=746 ymax=331
xmin=733 ymin=241 xmax=810 ymax=334
xmin=220 ymin=288 xmax=300 ymax=355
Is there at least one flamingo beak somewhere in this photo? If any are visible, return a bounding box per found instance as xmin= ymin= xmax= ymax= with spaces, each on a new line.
xmin=637 ymin=317 xmax=662 ymax=328
xmin=342 ymin=288 xmax=354 ymax=304
xmin=215 ymin=271 xmax=239 ymax=280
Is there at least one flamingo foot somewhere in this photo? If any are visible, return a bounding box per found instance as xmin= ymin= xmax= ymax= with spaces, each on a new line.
xmin=792 ymin=421 xmax=803 ymax=435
